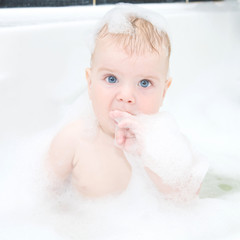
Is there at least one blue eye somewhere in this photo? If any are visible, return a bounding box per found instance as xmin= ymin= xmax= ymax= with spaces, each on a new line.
xmin=106 ymin=75 xmax=118 ymax=84
xmin=139 ymin=79 xmax=151 ymax=88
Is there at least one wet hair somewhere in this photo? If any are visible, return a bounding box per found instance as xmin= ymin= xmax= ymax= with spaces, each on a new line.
xmin=91 ymin=16 xmax=171 ymax=64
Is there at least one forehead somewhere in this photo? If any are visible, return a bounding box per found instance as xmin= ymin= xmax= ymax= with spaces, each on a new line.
xmin=91 ymin=38 xmax=169 ymax=77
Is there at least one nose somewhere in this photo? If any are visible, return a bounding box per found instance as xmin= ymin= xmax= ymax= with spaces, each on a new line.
xmin=117 ymin=85 xmax=135 ymax=104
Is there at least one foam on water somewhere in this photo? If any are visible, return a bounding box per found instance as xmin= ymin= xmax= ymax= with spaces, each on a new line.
xmin=1 ymin=90 xmax=240 ymax=240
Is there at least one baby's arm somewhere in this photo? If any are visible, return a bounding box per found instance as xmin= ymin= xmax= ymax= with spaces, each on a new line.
xmin=110 ymin=110 xmax=209 ymax=201
xmin=46 ymin=121 xmax=80 ymax=186
xmin=141 ymin=113 xmax=208 ymax=200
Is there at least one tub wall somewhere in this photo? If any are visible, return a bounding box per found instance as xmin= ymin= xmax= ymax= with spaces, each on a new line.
xmin=0 ymin=2 xmax=239 ymax=147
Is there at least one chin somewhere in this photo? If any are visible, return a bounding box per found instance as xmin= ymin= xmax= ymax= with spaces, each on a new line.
xmin=100 ymin=122 xmax=116 ymax=137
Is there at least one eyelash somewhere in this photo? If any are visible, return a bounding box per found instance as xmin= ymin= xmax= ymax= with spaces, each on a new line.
xmin=104 ymin=75 xmax=153 ymax=88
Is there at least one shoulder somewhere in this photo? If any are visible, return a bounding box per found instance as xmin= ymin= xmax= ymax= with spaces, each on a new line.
xmin=50 ymin=118 xmax=92 ymax=158
xmin=56 ymin=119 xmax=85 ymax=141
xmin=53 ymin=119 xmax=79 ymax=141
xmin=46 ymin=119 xmax=86 ymax=179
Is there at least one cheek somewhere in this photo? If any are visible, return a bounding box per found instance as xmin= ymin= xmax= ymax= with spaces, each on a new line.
xmin=90 ymin=85 xmax=116 ymax=134
xmin=138 ymin=92 xmax=164 ymax=114
xmin=90 ymin=85 xmax=114 ymax=114
xmin=90 ymin=83 xmax=107 ymax=105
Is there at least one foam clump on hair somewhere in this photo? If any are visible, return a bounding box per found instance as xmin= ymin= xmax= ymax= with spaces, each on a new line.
xmin=97 ymin=3 xmax=168 ymax=35
xmin=90 ymin=3 xmax=170 ymax=57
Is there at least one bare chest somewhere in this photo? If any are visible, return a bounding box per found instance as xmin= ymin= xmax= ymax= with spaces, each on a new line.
xmin=71 ymin=139 xmax=132 ymax=198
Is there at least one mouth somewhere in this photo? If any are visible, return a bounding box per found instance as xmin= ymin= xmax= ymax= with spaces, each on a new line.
xmin=109 ymin=109 xmax=138 ymax=125
xmin=114 ymin=109 xmax=136 ymax=116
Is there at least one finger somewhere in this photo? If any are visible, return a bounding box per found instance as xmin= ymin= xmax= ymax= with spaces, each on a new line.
xmin=118 ymin=119 xmax=140 ymax=132
xmin=126 ymin=130 xmax=135 ymax=139
xmin=109 ymin=110 xmax=134 ymax=121
xmin=115 ymin=127 xmax=125 ymax=146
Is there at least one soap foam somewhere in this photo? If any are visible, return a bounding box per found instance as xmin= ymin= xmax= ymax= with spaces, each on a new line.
xmin=88 ymin=3 xmax=169 ymax=55
xmin=1 ymin=98 xmax=240 ymax=240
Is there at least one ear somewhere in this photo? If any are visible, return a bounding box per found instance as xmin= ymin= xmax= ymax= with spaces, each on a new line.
xmin=163 ymin=77 xmax=172 ymax=99
xmin=85 ymin=68 xmax=92 ymax=99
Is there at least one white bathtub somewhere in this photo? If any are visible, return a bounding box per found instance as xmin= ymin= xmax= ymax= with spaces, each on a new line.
xmin=0 ymin=2 xmax=240 ymax=240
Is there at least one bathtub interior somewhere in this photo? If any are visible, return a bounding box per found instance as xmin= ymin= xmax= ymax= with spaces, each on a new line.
xmin=0 ymin=2 xmax=240 ymax=240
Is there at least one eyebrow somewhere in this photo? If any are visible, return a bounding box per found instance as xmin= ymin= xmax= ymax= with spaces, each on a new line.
xmin=142 ymin=75 xmax=161 ymax=81
xmin=97 ymin=67 xmax=118 ymax=73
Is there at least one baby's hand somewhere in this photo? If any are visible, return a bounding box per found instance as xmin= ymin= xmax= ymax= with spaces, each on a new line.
xmin=109 ymin=110 xmax=143 ymax=155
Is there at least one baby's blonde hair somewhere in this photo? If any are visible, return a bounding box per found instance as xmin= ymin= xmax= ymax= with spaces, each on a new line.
xmin=91 ymin=16 xmax=171 ymax=64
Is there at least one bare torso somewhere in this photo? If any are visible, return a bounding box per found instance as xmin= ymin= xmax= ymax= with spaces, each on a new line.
xmin=71 ymin=126 xmax=132 ymax=198
xmin=47 ymin=119 xmax=171 ymax=199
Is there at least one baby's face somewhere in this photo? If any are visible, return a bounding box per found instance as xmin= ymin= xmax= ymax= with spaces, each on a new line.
xmin=86 ymin=38 xmax=171 ymax=137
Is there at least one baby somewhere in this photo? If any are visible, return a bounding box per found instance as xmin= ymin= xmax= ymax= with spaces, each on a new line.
xmin=46 ymin=4 xmax=208 ymax=201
